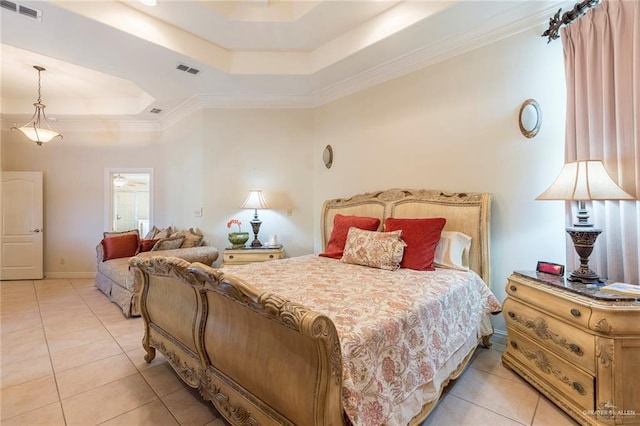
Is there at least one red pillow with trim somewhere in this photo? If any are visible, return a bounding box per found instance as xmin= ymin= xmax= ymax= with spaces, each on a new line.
xmin=101 ymin=233 xmax=140 ymax=261
xmin=137 ymin=239 xmax=160 ymax=254
xmin=319 ymin=214 xmax=381 ymax=259
xmin=384 ymin=217 xmax=446 ymax=271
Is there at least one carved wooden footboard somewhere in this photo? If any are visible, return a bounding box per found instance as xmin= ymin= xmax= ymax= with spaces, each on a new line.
xmin=131 ymin=256 xmax=345 ymax=426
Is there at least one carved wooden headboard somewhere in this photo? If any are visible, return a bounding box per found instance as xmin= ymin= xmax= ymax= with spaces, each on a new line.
xmin=321 ymin=189 xmax=491 ymax=285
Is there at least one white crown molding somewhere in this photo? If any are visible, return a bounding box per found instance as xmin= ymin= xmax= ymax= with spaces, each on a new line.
xmin=158 ymin=1 xmax=563 ymax=129
xmin=159 ymin=93 xmax=315 ymax=129
xmin=312 ymin=4 xmax=558 ymax=107
xmin=1 ymin=116 xmax=162 ymax=133
xmin=2 ymin=2 xmax=567 ymax=134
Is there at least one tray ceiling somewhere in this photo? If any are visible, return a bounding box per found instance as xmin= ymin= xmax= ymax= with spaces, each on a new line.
xmin=1 ymin=0 xmax=569 ymax=131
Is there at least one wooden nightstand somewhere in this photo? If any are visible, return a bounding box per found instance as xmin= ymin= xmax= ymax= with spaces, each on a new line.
xmin=222 ymin=245 xmax=285 ymax=266
xmin=502 ymin=271 xmax=640 ymax=425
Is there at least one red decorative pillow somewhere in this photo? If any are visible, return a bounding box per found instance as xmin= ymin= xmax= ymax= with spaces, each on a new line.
xmin=319 ymin=214 xmax=381 ymax=259
xmin=137 ymin=239 xmax=159 ymax=254
xmin=384 ymin=217 xmax=447 ymax=271
xmin=101 ymin=233 xmax=140 ymax=261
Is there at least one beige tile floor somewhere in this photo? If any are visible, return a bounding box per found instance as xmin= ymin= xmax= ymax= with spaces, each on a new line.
xmin=1 ymin=278 xmax=579 ymax=426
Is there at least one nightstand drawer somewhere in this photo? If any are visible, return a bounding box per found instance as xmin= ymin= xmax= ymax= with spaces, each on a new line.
xmin=224 ymin=252 xmax=282 ymax=263
xmin=506 ymin=329 xmax=595 ymax=411
xmin=222 ymin=246 xmax=285 ymax=266
xmin=506 ymin=277 xmax=592 ymax=329
xmin=503 ymin=298 xmax=595 ymax=374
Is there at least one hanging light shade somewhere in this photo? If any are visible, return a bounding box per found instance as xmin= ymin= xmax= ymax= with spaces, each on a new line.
xmin=113 ymin=174 xmax=127 ymax=188
xmin=11 ymin=65 xmax=63 ymax=146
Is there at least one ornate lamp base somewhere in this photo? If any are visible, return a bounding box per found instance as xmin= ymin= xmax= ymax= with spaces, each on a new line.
xmin=566 ymin=226 xmax=602 ymax=284
xmin=250 ymin=216 xmax=263 ymax=247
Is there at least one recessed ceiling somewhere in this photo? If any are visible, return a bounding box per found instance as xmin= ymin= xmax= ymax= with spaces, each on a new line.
xmin=0 ymin=0 xmax=569 ymax=131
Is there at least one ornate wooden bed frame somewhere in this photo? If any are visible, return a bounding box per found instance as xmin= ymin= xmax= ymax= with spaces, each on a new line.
xmin=131 ymin=188 xmax=493 ymax=426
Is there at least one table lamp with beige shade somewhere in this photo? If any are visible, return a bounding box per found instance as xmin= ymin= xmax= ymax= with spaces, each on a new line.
xmin=536 ymin=160 xmax=635 ymax=283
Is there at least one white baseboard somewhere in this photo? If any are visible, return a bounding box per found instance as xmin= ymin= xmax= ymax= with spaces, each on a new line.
xmin=491 ymin=329 xmax=507 ymax=345
xmin=44 ymin=272 xmax=96 ymax=279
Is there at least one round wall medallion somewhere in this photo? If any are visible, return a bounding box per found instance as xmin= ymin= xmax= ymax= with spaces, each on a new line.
xmin=519 ymin=99 xmax=542 ymax=138
xmin=323 ymin=145 xmax=333 ymax=169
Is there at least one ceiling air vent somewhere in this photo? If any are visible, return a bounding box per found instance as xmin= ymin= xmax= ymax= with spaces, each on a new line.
xmin=176 ymin=62 xmax=200 ymax=76
xmin=1 ymin=0 xmax=42 ymax=20
xmin=1 ymin=0 xmax=17 ymax=12
xmin=150 ymin=108 xmax=162 ymax=114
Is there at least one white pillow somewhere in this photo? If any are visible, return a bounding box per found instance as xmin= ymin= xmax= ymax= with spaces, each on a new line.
xmin=434 ymin=231 xmax=471 ymax=271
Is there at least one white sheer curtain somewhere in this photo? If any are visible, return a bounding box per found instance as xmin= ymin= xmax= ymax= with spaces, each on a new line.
xmin=561 ymin=0 xmax=640 ymax=284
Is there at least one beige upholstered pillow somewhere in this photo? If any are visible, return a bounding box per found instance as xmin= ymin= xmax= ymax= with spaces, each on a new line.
xmin=170 ymin=228 xmax=204 ymax=248
xmin=143 ymin=228 xmax=157 ymax=240
xmin=341 ymin=228 xmax=406 ymax=271
xmin=434 ymin=231 xmax=472 ymax=271
xmin=146 ymin=226 xmax=173 ymax=240
xmin=151 ymin=236 xmax=185 ymax=251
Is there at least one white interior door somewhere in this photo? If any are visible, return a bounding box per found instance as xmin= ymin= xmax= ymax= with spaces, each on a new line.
xmin=1 ymin=172 xmax=44 ymax=280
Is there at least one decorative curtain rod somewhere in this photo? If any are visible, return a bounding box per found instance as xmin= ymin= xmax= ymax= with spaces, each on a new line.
xmin=542 ymin=0 xmax=602 ymax=43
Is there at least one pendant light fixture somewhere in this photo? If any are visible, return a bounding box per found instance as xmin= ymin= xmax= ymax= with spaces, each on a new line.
xmin=11 ymin=65 xmax=63 ymax=146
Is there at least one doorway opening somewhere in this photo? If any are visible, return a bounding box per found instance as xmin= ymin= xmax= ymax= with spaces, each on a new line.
xmin=105 ymin=169 xmax=153 ymax=237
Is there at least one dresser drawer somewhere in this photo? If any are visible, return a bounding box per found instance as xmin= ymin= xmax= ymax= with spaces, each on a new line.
xmin=503 ymin=298 xmax=595 ymax=374
xmin=506 ymin=329 xmax=595 ymax=411
xmin=506 ymin=276 xmax=592 ymax=329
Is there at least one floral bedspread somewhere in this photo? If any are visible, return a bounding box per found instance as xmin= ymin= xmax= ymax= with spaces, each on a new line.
xmin=221 ymin=255 xmax=501 ymax=426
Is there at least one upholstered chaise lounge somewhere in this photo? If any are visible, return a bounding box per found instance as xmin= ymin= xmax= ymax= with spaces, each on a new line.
xmin=95 ymin=227 xmax=219 ymax=317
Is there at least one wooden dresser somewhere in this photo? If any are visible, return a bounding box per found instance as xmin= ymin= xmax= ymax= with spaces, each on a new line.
xmin=502 ymin=271 xmax=640 ymax=425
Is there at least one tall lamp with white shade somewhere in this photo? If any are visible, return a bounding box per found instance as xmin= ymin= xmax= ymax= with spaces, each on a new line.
xmin=241 ymin=190 xmax=270 ymax=247
xmin=536 ymin=160 xmax=634 ymax=283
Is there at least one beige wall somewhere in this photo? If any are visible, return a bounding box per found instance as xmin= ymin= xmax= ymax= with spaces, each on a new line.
xmin=313 ymin=29 xmax=568 ymax=332
xmin=2 ymin=28 xmax=568 ymax=335
xmin=1 ymin=129 xmax=164 ymax=277
xmin=158 ymin=108 xmax=315 ymax=260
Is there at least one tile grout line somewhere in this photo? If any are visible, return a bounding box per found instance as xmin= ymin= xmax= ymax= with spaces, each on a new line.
xmin=27 ymin=279 xmax=143 ymax=425
xmin=34 ymin=279 xmax=69 ymax=426
xmin=530 ymin=395 xmax=542 ymax=426
xmin=74 ymin=279 xmax=183 ymax=426
xmin=445 ymin=393 xmax=530 ymax=426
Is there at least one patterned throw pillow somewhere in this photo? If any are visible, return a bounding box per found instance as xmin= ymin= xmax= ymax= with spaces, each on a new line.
xmin=319 ymin=214 xmax=381 ymax=259
xmin=340 ymin=228 xmax=406 ymax=271
xmin=143 ymin=227 xmax=157 ymax=240
xmin=169 ymin=228 xmax=204 ymax=248
xmin=151 ymin=236 xmax=185 ymax=251
xmin=144 ymin=226 xmax=173 ymax=240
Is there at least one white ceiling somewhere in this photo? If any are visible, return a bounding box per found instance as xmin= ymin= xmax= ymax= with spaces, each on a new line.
xmin=1 ymin=0 xmax=568 ymax=131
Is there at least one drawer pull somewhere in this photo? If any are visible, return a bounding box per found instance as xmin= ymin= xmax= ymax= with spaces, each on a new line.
xmin=269 ymin=254 xmax=274 ymax=259
xmin=508 ymin=311 xmax=515 ymax=319
xmin=569 ymin=344 xmax=583 ymax=355
xmin=229 ymin=255 xmax=234 ymax=259
xmin=510 ymin=341 xmax=518 ymax=349
xmin=570 ymin=308 xmax=581 ymax=317
xmin=572 ymin=381 xmax=586 ymax=395
xmin=509 ymin=285 xmax=517 ymax=292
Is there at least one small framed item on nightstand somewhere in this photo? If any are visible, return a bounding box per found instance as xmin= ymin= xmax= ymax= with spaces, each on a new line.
xmin=536 ymin=261 xmax=564 ymax=276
